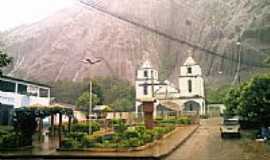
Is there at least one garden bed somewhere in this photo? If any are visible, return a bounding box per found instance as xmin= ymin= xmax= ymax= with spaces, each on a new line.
xmin=58 ymin=117 xmax=193 ymax=152
xmin=58 ymin=126 xmax=178 ymax=152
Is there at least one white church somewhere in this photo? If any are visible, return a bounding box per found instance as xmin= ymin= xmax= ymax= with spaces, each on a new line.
xmin=135 ymin=56 xmax=206 ymax=116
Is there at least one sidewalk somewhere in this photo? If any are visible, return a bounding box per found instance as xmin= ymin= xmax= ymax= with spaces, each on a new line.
xmin=0 ymin=125 xmax=199 ymax=159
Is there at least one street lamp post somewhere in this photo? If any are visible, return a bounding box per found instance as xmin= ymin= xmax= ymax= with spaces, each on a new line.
xmin=232 ymin=40 xmax=241 ymax=85
xmin=236 ymin=41 xmax=241 ymax=85
xmin=80 ymin=57 xmax=102 ymax=135
xmin=89 ymin=80 xmax=92 ymax=135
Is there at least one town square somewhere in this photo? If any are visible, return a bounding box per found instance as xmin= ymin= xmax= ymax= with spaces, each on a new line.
xmin=0 ymin=0 xmax=270 ymax=159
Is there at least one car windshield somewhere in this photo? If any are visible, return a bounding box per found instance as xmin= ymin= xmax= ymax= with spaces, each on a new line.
xmin=224 ymin=120 xmax=239 ymax=125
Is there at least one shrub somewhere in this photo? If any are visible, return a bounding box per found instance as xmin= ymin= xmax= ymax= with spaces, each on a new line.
xmin=158 ymin=117 xmax=192 ymax=125
xmin=135 ymin=126 xmax=146 ymax=135
xmin=62 ymin=138 xmax=81 ymax=149
xmin=153 ymin=127 xmax=165 ymax=139
xmin=177 ymin=117 xmax=192 ymax=125
xmin=152 ymin=126 xmax=174 ymax=140
xmin=0 ymin=126 xmax=13 ymax=135
xmin=142 ymin=130 xmax=154 ymax=143
xmin=159 ymin=119 xmax=176 ymax=124
xmin=123 ymin=130 xmax=140 ymax=139
xmin=66 ymin=132 xmax=87 ymax=142
xmin=71 ymin=122 xmax=100 ymax=133
xmin=81 ymin=135 xmax=96 ymax=148
xmin=1 ymin=133 xmax=18 ymax=148
xmin=112 ymin=119 xmax=128 ymax=133
xmin=126 ymin=137 xmax=144 ymax=147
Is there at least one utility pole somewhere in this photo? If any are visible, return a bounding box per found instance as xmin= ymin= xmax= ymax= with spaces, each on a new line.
xmin=151 ymin=70 xmax=154 ymax=97
xmin=89 ymin=80 xmax=92 ymax=135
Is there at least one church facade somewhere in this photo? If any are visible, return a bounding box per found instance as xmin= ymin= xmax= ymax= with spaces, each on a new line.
xmin=135 ymin=56 xmax=206 ymax=116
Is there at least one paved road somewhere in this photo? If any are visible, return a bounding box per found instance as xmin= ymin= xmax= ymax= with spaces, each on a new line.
xmin=166 ymin=118 xmax=270 ymax=160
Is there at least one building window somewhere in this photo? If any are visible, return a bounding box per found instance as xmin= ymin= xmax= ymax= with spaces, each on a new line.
xmin=0 ymin=80 xmax=15 ymax=92
xmin=143 ymin=84 xmax=148 ymax=95
xmin=144 ymin=70 xmax=148 ymax=78
xmin=18 ymin=84 xmax=27 ymax=95
xmin=40 ymin=88 xmax=49 ymax=97
xmin=187 ymin=67 xmax=192 ymax=74
xmin=188 ymin=80 xmax=192 ymax=93
xmin=151 ymin=70 xmax=154 ymax=79
xmin=189 ymin=104 xmax=193 ymax=111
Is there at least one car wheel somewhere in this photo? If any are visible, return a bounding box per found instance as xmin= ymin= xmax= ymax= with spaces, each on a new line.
xmin=237 ymin=133 xmax=241 ymax=138
xmin=221 ymin=133 xmax=224 ymax=138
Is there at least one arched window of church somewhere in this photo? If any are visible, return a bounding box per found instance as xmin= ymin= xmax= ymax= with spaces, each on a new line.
xmin=143 ymin=84 xmax=148 ymax=95
xmin=189 ymin=103 xmax=193 ymax=111
xmin=188 ymin=80 xmax=192 ymax=93
xmin=144 ymin=70 xmax=148 ymax=78
xmin=187 ymin=67 xmax=192 ymax=74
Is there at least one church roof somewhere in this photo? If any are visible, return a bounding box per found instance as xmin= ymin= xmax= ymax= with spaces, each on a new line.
xmin=141 ymin=60 xmax=153 ymax=68
xmin=183 ymin=56 xmax=197 ymax=66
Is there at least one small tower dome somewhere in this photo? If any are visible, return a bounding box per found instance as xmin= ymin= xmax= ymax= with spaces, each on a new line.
xmin=183 ymin=56 xmax=197 ymax=66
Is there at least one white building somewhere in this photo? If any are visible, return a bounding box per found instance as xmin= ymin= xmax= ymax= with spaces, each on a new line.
xmin=135 ymin=60 xmax=162 ymax=117
xmin=178 ymin=56 xmax=206 ymax=114
xmin=0 ymin=75 xmax=51 ymax=125
xmin=135 ymin=56 xmax=206 ymax=115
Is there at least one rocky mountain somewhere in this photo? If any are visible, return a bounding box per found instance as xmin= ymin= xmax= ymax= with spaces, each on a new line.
xmin=1 ymin=0 xmax=270 ymax=86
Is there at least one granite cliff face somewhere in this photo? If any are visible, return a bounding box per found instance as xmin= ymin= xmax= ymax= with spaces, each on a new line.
xmin=1 ymin=0 xmax=270 ymax=85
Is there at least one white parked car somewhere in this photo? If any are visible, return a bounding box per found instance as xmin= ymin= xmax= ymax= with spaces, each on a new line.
xmin=220 ymin=118 xmax=241 ymax=138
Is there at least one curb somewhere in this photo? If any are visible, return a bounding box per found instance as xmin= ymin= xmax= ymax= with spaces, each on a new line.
xmin=157 ymin=124 xmax=200 ymax=159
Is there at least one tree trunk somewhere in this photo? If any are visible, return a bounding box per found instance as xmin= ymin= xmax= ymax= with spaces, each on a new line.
xmin=39 ymin=118 xmax=43 ymax=141
xmin=68 ymin=116 xmax=71 ymax=133
xmin=58 ymin=113 xmax=62 ymax=148
xmin=51 ymin=114 xmax=55 ymax=136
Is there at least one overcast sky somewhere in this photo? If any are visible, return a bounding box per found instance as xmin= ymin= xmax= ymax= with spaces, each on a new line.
xmin=0 ymin=0 xmax=76 ymax=31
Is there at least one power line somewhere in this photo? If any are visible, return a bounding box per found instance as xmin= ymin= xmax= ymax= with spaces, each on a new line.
xmin=79 ymin=0 xmax=270 ymax=68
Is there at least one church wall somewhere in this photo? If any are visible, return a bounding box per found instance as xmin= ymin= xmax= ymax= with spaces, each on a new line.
xmin=136 ymin=68 xmax=158 ymax=80
xmin=179 ymin=98 xmax=206 ymax=115
xmin=179 ymin=77 xmax=204 ymax=97
xmin=180 ymin=65 xmax=202 ymax=76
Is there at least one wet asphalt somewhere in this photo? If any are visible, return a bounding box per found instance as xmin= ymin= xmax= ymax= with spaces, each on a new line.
xmin=166 ymin=118 xmax=270 ymax=160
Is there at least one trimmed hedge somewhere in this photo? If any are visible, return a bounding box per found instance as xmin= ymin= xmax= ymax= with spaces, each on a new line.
xmin=70 ymin=122 xmax=100 ymax=133
xmin=158 ymin=117 xmax=192 ymax=125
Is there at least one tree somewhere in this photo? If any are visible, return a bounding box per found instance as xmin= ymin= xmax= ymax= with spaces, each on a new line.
xmin=223 ymin=86 xmax=240 ymax=117
xmin=94 ymin=77 xmax=135 ymax=111
xmin=224 ymin=74 xmax=270 ymax=126
xmin=76 ymin=92 xmax=100 ymax=111
xmin=50 ymin=79 xmax=103 ymax=105
xmin=51 ymin=77 xmax=135 ymax=112
xmin=0 ymin=49 xmax=12 ymax=75
xmin=110 ymin=98 xmax=134 ymax=112
xmin=237 ymin=75 xmax=270 ymax=126
xmin=207 ymin=85 xmax=232 ymax=104
xmin=50 ymin=80 xmax=88 ymax=104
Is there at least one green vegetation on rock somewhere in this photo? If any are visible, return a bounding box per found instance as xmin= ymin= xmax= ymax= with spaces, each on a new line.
xmin=0 ymin=48 xmax=12 ymax=75
xmin=206 ymin=85 xmax=232 ymax=104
